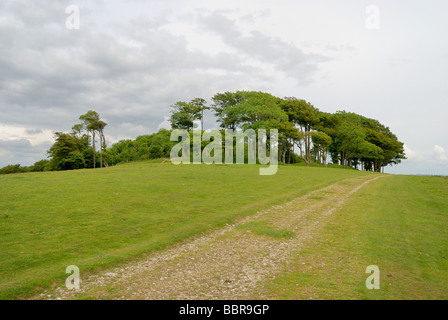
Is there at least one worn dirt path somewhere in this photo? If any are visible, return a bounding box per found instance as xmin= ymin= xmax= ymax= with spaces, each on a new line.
xmin=36 ymin=174 xmax=382 ymax=300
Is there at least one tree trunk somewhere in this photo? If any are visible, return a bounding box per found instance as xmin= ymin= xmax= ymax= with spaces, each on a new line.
xmin=201 ymin=110 xmax=204 ymax=131
xmin=99 ymin=129 xmax=106 ymax=168
xmin=288 ymin=145 xmax=291 ymax=164
xmin=99 ymin=133 xmax=103 ymax=168
xmin=323 ymin=149 xmax=327 ymax=167
xmin=92 ymin=131 xmax=96 ymax=169
xmin=103 ymin=132 xmax=107 ymax=167
xmin=307 ymin=129 xmax=311 ymax=165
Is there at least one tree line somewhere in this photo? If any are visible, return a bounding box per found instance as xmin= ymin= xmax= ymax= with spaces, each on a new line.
xmin=169 ymin=91 xmax=405 ymax=171
xmin=0 ymin=91 xmax=405 ymax=174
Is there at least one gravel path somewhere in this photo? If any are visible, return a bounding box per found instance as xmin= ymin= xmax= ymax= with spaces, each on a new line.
xmin=35 ymin=174 xmax=382 ymax=300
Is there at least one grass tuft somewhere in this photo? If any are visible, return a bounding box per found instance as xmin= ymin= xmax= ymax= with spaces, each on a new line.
xmin=239 ymin=221 xmax=295 ymax=239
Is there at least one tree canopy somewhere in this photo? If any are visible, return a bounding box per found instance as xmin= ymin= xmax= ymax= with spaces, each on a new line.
xmin=168 ymin=91 xmax=406 ymax=172
xmin=1 ymin=93 xmax=406 ymax=174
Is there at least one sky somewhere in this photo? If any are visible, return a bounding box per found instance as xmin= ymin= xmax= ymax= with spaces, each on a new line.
xmin=0 ymin=0 xmax=447 ymax=175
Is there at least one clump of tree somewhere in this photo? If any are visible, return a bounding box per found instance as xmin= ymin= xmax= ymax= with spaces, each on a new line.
xmin=279 ymin=97 xmax=320 ymax=166
xmin=46 ymin=110 xmax=108 ymax=171
xmin=320 ymin=111 xmax=406 ymax=171
xmin=107 ymin=129 xmax=175 ymax=165
xmin=1 ymin=91 xmax=406 ymax=174
xmin=77 ymin=110 xmax=108 ymax=168
xmin=170 ymin=90 xmax=406 ymax=172
xmin=47 ymin=131 xmax=89 ymax=170
xmin=42 ymin=111 xmax=175 ymax=171
xmin=0 ymin=164 xmax=27 ymax=175
xmin=0 ymin=160 xmax=51 ymax=175
xmin=170 ymin=98 xmax=209 ymax=131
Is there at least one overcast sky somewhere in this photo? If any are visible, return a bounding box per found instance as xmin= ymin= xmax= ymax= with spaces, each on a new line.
xmin=0 ymin=0 xmax=447 ymax=175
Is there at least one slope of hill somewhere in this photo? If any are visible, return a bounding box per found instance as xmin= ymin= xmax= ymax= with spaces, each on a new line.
xmin=0 ymin=162 xmax=368 ymax=299
xmin=2 ymin=163 xmax=447 ymax=300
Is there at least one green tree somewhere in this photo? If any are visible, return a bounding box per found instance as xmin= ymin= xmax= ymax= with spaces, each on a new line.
xmin=79 ymin=110 xmax=108 ymax=168
xmin=363 ymin=118 xmax=406 ymax=171
xmin=211 ymin=91 xmax=246 ymax=130
xmin=327 ymin=111 xmax=404 ymax=171
xmin=29 ymin=159 xmax=50 ymax=172
xmin=0 ymin=164 xmax=26 ymax=175
xmin=230 ymin=91 xmax=287 ymax=131
xmin=190 ymin=98 xmax=209 ymax=130
xmin=47 ymin=132 xmax=88 ymax=171
xmin=79 ymin=111 xmax=99 ymax=168
xmin=281 ymin=97 xmax=320 ymax=166
xmin=278 ymin=121 xmax=303 ymax=165
xmin=170 ymin=101 xmax=202 ymax=131
xmin=108 ymin=129 xmax=175 ymax=165
xmin=311 ymin=131 xmax=332 ymax=166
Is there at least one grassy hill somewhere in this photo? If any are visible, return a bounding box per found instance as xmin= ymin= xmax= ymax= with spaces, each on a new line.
xmin=0 ymin=162 xmax=368 ymax=299
xmin=257 ymin=174 xmax=448 ymax=299
xmin=0 ymin=162 xmax=447 ymax=299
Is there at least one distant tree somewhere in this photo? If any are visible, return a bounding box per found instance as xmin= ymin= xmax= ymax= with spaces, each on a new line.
xmin=281 ymin=97 xmax=320 ymax=166
xmin=363 ymin=118 xmax=406 ymax=171
xmin=29 ymin=159 xmax=51 ymax=172
xmin=95 ymin=120 xmax=108 ymax=168
xmin=190 ymin=98 xmax=209 ymax=130
xmin=326 ymin=111 xmax=402 ymax=171
xmin=107 ymin=129 xmax=175 ymax=165
xmin=79 ymin=111 xmax=99 ymax=168
xmin=211 ymin=91 xmax=245 ymax=130
xmin=311 ymin=131 xmax=332 ymax=166
xmin=170 ymin=101 xmax=202 ymax=131
xmin=278 ymin=121 xmax=303 ymax=165
xmin=47 ymin=132 xmax=88 ymax=170
xmin=0 ymin=164 xmax=26 ymax=175
xmin=108 ymin=139 xmax=138 ymax=164
xmin=79 ymin=110 xmax=108 ymax=168
xmin=230 ymin=91 xmax=287 ymax=131
xmin=4 ymin=90 xmax=408 ymax=173
xmin=72 ymin=123 xmax=84 ymax=138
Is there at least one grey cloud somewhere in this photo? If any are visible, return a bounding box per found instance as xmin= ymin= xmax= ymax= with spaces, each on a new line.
xmin=0 ymin=8 xmax=267 ymax=131
xmin=0 ymin=139 xmax=33 ymax=150
xmin=0 ymin=139 xmax=51 ymax=167
xmin=25 ymin=129 xmax=43 ymax=135
xmin=197 ymin=11 xmax=330 ymax=83
xmin=0 ymin=2 xmax=332 ymax=167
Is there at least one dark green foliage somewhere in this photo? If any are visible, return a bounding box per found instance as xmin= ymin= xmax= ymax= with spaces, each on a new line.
xmin=0 ymin=160 xmax=51 ymax=175
xmin=0 ymin=164 xmax=26 ymax=175
xmin=107 ymin=129 xmax=175 ymax=165
xmin=170 ymin=100 xmax=205 ymax=130
xmin=1 ymin=93 xmax=406 ymax=174
xmin=211 ymin=91 xmax=246 ymax=130
xmin=182 ymin=91 xmax=405 ymax=171
xmin=47 ymin=132 xmax=89 ymax=171
xmin=29 ymin=160 xmax=50 ymax=172
xmin=326 ymin=111 xmax=406 ymax=171
xmin=78 ymin=110 xmax=108 ymax=168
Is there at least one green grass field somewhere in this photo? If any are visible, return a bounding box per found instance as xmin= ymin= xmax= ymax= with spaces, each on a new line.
xmin=1 ymin=162 xmax=447 ymax=300
xmin=260 ymin=174 xmax=448 ymax=299
xmin=0 ymin=162 xmax=368 ymax=299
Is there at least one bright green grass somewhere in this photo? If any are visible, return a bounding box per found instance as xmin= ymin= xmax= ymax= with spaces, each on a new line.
xmin=238 ymin=221 xmax=295 ymax=239
xmin=263 ymin=175 xmax=448 ymax=300
xmin=0 ymin=162 xmax=368 ymax=299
